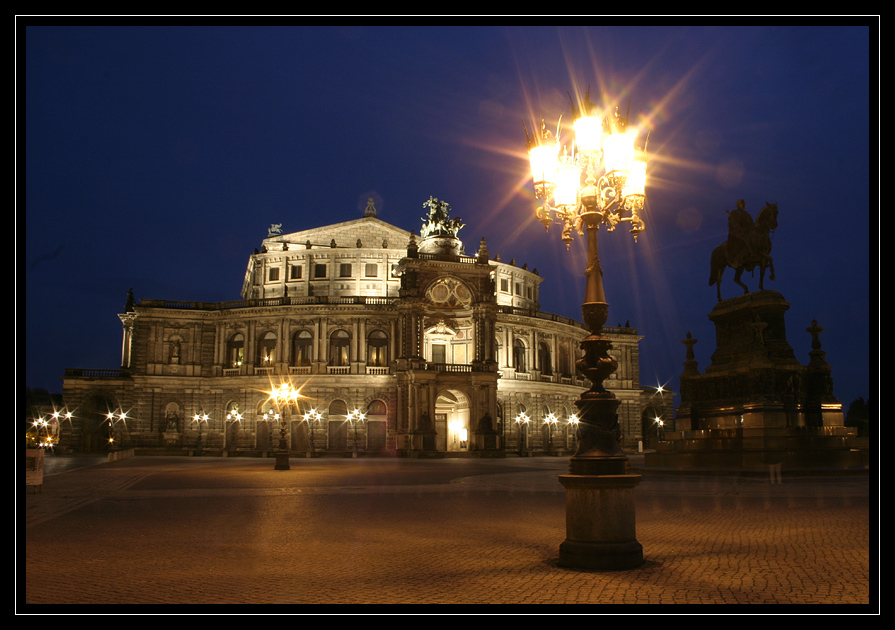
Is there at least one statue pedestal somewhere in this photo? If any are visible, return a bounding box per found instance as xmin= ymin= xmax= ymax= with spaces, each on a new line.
xmin=558 ymin=473 xmax=643 ymax=570
xmin=648 ymin=291 xmax=864 ymax=473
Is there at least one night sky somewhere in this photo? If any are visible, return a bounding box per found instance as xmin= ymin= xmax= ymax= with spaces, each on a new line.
xmin=23 ymin=24 xmax=874 ymax=415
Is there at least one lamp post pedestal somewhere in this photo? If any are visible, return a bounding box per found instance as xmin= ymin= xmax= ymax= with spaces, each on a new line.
xmin=558 ymin=473 xmax=642 ymax=570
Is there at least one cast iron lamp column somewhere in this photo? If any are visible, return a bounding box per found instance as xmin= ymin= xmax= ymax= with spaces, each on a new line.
xmin=524 ymin=89 xmax=649 ymax=569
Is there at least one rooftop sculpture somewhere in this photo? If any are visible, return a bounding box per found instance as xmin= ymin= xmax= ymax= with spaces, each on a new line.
xmin=419 ymin=196 xmax=464 ymax=240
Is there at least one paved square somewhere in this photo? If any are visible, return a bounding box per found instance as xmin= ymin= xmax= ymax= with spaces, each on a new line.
xmin=22 ymin=455 xmax=873 ymax=609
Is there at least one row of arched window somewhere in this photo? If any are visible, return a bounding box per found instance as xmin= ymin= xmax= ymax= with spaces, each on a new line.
xmin=508 ymin=339 xmax=572 ymax=376
xmin=225 ymin=330 xmax=389 ymax=368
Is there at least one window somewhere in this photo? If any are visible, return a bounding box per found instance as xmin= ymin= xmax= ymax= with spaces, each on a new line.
xmin=432 ymin=344 xmax=446 ymax=364
xmin=559 ymin=345 xmax=571 ymax=376
xmin=527 ymin=286 xmax=533 ymax=300
xmin=365 ymin=263 xmax=378 ymax=278
xmin=257 ymin=332 xmax=277 ymax=366
xmin=268 ymin=267 xmax=279 ymax=282
xmin=513 ymin=339 xmax=527 ymax=372
xmin=290 ymin=265 xmax=302 ymax=280
xmin=314 ymin=264 xmax=327 ymax=278
xmin=329 ymin=330 xmax=350 ymax=366
xmin=339 ymin=263 xmax=352 ymax=277
xmin=367 ymin=330 xmax=388 ymax=366
xmin=538 ymin=342 xmax=552 ymax=375
xmin=227 ymin=333 xmax=245 ymax=367
xmin=292 ymin=330 xmax=312 ymax=366
xmin=515 ymin=282 xmax=522 ymax=296
xmin=500 ymin=278 xmax=509 ymax=293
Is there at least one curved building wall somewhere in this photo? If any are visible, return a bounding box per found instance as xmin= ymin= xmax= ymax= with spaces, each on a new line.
xmin=61 ymin=213 xmax=659 ymax=455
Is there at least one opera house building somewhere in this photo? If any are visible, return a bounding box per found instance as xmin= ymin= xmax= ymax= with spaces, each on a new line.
xmin=61 ymin=198 xmax=670 ymax=457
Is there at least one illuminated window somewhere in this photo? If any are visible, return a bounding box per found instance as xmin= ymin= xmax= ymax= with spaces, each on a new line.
xmin=227 ymin=333 xmax=245 ymax=367
xmin=367 ymin=330 xmax=388 ymax=366
xmin=500 ymin=278 xmax=509 ymax=292
xmin=292 ymin=330 xmax=312 ymax=366
xmin=329 ymin=330 xmax=350 ymax=366
xmin=513 ymin=338 xmax=527 ymax=372
xmin=257 ymin=332 xmax=277 ymax=365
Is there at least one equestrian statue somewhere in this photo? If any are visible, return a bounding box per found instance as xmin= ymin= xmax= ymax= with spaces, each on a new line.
xmin=709 ymin=199 xmax=778 ymax=302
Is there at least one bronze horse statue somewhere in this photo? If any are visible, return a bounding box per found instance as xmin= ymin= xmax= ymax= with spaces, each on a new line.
xmin=709 ymin=201 xmax=778 ymax=302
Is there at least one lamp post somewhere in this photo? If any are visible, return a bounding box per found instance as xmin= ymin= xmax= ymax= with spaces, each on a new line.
xmin=106 ymin=410 xmax=128 ymax=452
xmin=514 ymin=411 xmax=530 ymax=455
xmin=567 ymin=413 xmax=580 ymax=451
xmin=191 ymin=411 xmax=209 ymax=455
xmin=544 ymin=412 xmax=559 ymax=454
xmin=225 ymin=406 xmax=243 ymax=454
xmin=523 ymin=87 xmax=649 ymax=569
xmin=303 ymin=408 xmax=322 ymax=457
xmin=267 ymin=383 xmax=301 ymax=470
xmin=347 ymin=407 xmax=366 ymax=457
xmin=654 ymin=417 xmax=665 ymax=442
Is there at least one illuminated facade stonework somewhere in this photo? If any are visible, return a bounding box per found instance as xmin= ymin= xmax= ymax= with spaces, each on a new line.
xmin=61 ymin=201 xmax=670 ymax=456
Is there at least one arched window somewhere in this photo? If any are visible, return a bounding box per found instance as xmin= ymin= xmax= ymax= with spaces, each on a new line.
xmin=257 ymin=331 xmax=277 ymax=366
xmin=559 ymin=344 xmax=571 ymax=376
xmin=292 ymin=330 xmax=313 ymax=366
xmin=367 ymin=330 xmax=388 ymax=367
xmin=513 ymin=338 xmax=527 ymax=373
xmin=227 ymin=333 xmax=245 ymax=367
xmin=538 ymin=342 xmax=552 ymax=375
xmin=329 ymin=330 xmax=350 ymax=366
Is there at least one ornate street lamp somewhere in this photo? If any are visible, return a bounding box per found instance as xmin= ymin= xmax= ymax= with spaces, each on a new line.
xmin=191 ymin=411 xmax=209 ymax=455
xmin=544 ymin=412 xmax=559 ymax=453
xmin=514 ymin=411 xmax=530 ymax=455
xmin=567 ymin=413 xmax=580 ymax=450
xmin=654 ymin=417 xmax=665 ymax=442
xmin=347 ymin=407 xmax=366 ymax=457
xmin=267 ymin=383 xmax=301 ymax=470
xmin=303 ymin=408 xmax=322 ymax=457
xmin=523 ymin=87 xmax=649 ymax=569
xmin=106 ymin=410 xmax=128 ymax=452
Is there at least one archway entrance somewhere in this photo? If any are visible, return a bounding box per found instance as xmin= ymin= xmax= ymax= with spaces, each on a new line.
xmin=435 ymin=389 xmax=470 ymax=452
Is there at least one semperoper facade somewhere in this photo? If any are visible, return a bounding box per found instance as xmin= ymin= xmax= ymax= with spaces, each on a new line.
xmin=62 ymin=198 xmax=670 ymax=456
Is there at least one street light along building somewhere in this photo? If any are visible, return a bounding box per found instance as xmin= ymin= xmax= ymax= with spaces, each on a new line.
xmin=61 ymin=198 xmax=670 ymax=456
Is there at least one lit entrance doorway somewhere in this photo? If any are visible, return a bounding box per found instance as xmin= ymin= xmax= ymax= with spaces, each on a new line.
xmin=435 ymin=389 xmax=470 ymax=453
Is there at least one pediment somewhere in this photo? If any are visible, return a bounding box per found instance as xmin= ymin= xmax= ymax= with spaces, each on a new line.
xmin=263 ymin=216 xmax=411 ymax=251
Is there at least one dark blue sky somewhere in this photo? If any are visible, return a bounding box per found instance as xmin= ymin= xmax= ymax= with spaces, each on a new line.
xmin=24 ymin=24 xmax=874 ymax=413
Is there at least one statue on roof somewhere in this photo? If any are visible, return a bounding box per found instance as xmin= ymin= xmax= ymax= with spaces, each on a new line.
xmin=420 ymin=196 xmax=464 ymax=240
xmin=268 ymin=223 xmax=283 ymax=237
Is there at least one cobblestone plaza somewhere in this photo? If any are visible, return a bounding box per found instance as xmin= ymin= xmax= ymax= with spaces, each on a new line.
xmin=22 ymin=455 xmax=873 ymax=609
